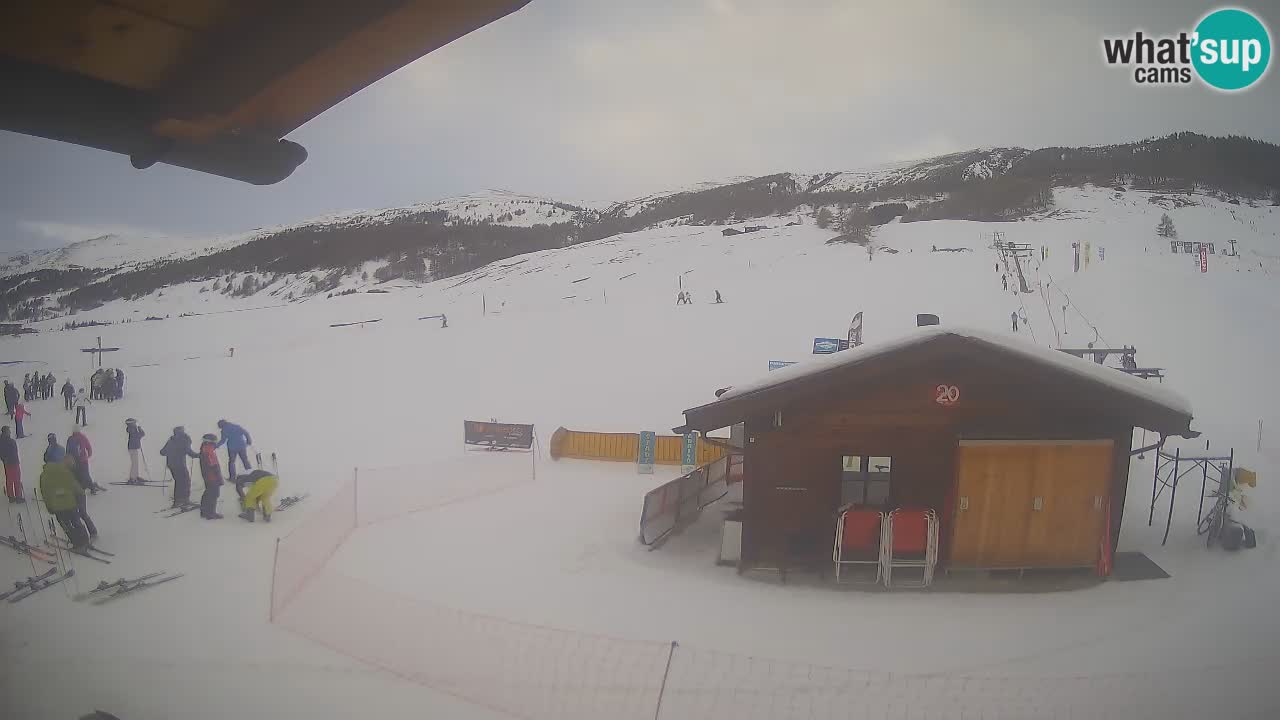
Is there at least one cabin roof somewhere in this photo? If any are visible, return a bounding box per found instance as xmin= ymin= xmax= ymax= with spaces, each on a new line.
xmin=679 ymin=326 xmax=1193 ymax=437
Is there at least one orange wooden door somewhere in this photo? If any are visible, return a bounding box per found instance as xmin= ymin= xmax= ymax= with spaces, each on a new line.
xmin=952 ymin=441 xmax=1112 ymax=569
xmin=950 ymin=443 xmax=1037 ymax=567
xmin=1024 ymin=442 xmax=1112 ymax=567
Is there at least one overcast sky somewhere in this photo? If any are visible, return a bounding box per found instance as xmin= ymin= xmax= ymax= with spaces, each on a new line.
xmin=3 ymin=0 xmax=1278 ymax=252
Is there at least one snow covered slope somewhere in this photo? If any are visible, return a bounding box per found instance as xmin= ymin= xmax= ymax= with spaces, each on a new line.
xmin=794 ymin=147 xmax=1030 ymax=194
xmin=0 ymin=231 xmax=255 ymax=275
xmin=1 ymin=185 xmax=1278 ymax=719
xmin=0 ymin=147 xmax=1032 ymax=283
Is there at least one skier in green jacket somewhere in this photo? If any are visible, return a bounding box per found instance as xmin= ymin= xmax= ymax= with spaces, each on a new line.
xmin=40 ymin=456 xmax=89 ymax=550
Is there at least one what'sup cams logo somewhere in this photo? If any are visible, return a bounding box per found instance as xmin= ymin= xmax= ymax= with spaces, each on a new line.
xmin=1103 ymin=7 xmax=1271 ymax=90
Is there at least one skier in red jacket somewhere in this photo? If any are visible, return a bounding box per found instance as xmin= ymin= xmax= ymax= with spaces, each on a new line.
xmin=198 ymin=434 xmax=224 ymax=520
xmin=13 ymin=403 xmax=31 ymax=438
xmin=67 ymin=428 xmax=103 ymax=493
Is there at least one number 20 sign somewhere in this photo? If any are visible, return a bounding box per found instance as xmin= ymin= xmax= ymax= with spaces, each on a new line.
xmin=935 ymin=384 xmax=960 ymax=406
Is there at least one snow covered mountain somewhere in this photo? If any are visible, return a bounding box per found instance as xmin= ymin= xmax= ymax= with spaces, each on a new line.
xmin=3 ymin=133 xmax=1278 ymax=325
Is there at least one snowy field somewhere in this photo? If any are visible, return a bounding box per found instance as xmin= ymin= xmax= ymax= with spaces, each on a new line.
xmin=2 ymin=187 xmax=1279 ymax=718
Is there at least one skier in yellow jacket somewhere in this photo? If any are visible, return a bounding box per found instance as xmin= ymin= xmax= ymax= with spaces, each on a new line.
xmin=237 ymin=468 xmax=279 ymax=523
xmin=40 ymin=456 xmax=89 ymax=549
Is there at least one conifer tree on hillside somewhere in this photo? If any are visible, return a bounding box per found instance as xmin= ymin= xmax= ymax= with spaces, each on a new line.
xmin=1157 ymin=213 xmax=1177 ymax=239
xmin=826 ymin=208 xmax=873 ymax=245
xmin=815 ymin=207 xmax=834 ymax=229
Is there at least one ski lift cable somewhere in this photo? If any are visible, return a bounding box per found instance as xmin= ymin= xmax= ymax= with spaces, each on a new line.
xmin=1043 ymin=271 xmax=1109 ymax=348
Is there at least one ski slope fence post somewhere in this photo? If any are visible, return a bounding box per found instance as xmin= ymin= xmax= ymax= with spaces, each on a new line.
xmin=654 ymin=641 xmax=678 ymax=720
xmin=269 ymin=537 xmax=279 ymax=622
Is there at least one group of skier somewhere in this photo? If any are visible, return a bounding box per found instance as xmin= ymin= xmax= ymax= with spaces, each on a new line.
xmin=675 ymin=290 xmax=725 ymax=305
xmin=21 ymin=372 xmax=58 ymax=402
xmin=90 ymin=368 xmax=125 ymax=402
xmin=4 ymin=376 xmax=91 ymax=433
xmin=0 ymin=407 xmax=281 ymax=550
xmin=155 ymin=419 xmax=278 ymax=523
xmin=38 ymin=427 xmax=101 ymax=549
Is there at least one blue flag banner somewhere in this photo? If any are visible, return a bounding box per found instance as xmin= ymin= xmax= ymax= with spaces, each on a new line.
xmin=812 ymin=338 xmax=848 ymax=354
xmin=638 ymin=431 xmax=656 ymax=475
xmin=681 ymin=432 xmax=698 ymax=473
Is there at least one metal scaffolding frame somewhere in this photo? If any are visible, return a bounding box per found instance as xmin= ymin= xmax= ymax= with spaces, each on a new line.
xmin=1148 ymin=447 xmax=1234 ymax=546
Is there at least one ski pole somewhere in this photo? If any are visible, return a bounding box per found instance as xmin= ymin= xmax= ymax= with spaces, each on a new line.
xmin=141 ymin=448 xmax=152 ymax=482
xmin=47 ymin=516 xmax=70 ymax=576
xmin=26 ymin=486 xmax=50 ymax=546
xmin=16 ymin=514 xmax=38 ymax=577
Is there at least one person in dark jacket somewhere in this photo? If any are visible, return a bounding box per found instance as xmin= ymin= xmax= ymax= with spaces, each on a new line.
xmin=198 ymin=434 xmax=224 ymax=519
xmin=115 ymin=369 xmax=124 ymax=398
xmin=41 ymin=455 xmax=89 ymax=550
xmin=1 ymin=426 xmax=22 ymax=503
xmin=61 ymin=379 xmax=75 ymax=411
xmin=216 ymin=420 xmax=253 ymax=491
xmin=62 ymin=429 xmax=98 ymax=539
xmin=3 ymin=380 xmax=17 ymax=417
xmin=125 ymin=418 xmax=146 ymax=483
xmin=44 ymin=433 xmax=65 ymax=463
xmin=160 ymin=427 xmax=200 ymax=508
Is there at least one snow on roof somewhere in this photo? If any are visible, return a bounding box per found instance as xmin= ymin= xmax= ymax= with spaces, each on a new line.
xmin=716 ymin=325 xmax=1192 ymax=418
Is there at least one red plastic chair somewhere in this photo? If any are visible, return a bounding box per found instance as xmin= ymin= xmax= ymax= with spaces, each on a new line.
xmin=884 ymin=507 xmax=938 ymax=588
xmin=832 ymin=508 xmax=887 ymax=584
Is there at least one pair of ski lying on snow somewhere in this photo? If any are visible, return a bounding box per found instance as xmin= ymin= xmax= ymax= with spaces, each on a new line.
xmin=3 ymin=569 xmax=182 ymax=604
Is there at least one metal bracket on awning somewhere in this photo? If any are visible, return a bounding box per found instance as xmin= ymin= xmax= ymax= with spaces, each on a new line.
xmin=1131 ymin=434 xmax=1167 ymax=457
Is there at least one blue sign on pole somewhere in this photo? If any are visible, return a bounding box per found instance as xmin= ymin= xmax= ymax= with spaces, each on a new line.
xmin=768 ymin=360 xmax=799 ymax=371
xmin=681 ymin=432 xmax=698 ymax=472
xmin=638 ymin=431 xmax=656 ymax=474
xmin=812 ymin=338 xmax=849 ymax=354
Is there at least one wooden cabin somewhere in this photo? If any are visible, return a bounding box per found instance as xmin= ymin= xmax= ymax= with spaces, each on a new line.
xmin=676 ymin=326 xmax=1194 ymax=576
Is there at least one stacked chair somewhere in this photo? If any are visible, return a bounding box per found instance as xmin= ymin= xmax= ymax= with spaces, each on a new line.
xmin=833 ymin=505 xmax=939 ymax=588
xmin=832 ymin=508 xmax=887 ymax=584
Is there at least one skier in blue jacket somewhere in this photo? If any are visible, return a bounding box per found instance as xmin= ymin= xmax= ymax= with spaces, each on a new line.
xmin=216 ymin=419 xmax=253 ymax=491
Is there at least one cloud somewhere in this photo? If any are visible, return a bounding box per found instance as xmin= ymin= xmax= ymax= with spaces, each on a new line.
xmin=4 ymin=0 xmax=1279 ymax=250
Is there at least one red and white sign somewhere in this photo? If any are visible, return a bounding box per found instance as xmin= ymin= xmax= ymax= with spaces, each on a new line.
xmin=1199 ymin=246 xmax=1208 ymax=273
xmin=934 ymin=384 xmax=960 ymax=406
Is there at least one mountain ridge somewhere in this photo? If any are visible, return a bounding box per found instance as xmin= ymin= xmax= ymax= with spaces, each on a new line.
xmin=3 ymin=131 xmax=1278 ymax=322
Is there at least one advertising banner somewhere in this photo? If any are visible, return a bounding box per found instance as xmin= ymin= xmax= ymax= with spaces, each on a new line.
xmin=464 ymin=420 xmax=534 ymax=450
